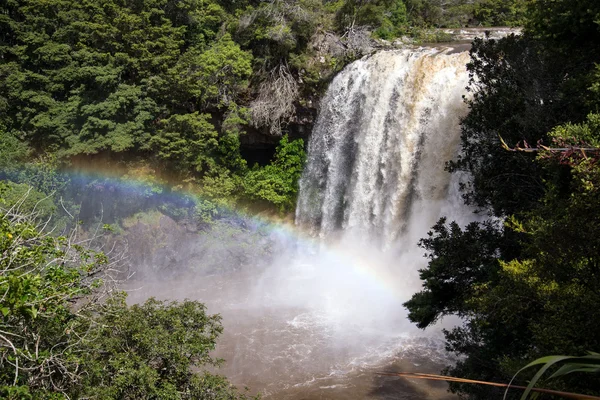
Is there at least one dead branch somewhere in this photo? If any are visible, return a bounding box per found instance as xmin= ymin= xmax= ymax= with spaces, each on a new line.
xmin=251 ymin=63 xmax=299 ymax=135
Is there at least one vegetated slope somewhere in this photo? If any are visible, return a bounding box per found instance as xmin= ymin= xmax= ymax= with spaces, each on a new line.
xmin=0 ymin=0 xmax=525 ymax=218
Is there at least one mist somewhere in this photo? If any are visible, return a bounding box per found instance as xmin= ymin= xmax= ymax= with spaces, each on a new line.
xmin=123 ymin=48 xmax=476 ymax=399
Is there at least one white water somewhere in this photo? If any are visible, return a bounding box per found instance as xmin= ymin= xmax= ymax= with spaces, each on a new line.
xmin=296 ymin=48 xmax=473 ymax=246
xmin=129 ymin=48 xmax=475 ymax=399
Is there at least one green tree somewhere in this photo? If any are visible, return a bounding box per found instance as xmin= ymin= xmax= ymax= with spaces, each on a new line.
xmin=152 ymin=112 xmax=220 ymax=174
xmin=0 ymin=0 xmax=252 ymax=162
xmin=526 ymin=0 xmax=600 ymax=48
xmin=374 ymin=0 xmax=408 ymax=39
xmin=405 ymin=2 xmax=600 ymax=398
xmin=79 ymin=296 xmax=248 ymax=399
xmin=166 ymin=34 xmax=253 ymax=111
xmin=233 ymin=0 xmax=320 ymax=71
xmin=336 ymin=0 xmax=407 ymax=36
xmin=473 ymin=0 xmax=526 ymax=26
xmin=0 ymin=186 xmax=252 ymax=399
xmin=451 ymin=33 xmax=590 ymax=216
xmin=0 ymin=182 xmax=118 ymax=397
xmin=0 ymin=130 xmax=29 ymax=170
xmin=243 ymin=135 xmax=305 ymax=212
xmin=407 ymin=115 xmax=600 ymax=399
xmin=404 ymin=218 xmax=516 ymax=328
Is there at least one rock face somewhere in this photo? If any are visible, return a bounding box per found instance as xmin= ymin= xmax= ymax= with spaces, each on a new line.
xmin=122 ymin=211 xmax=277 ymax=281
xmin=288 ymin=104 xmax=318 ymax=139
xmin=239 ymin=27 xmax=521 ymax=162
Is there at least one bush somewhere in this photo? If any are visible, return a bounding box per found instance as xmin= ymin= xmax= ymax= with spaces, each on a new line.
xmin=243 ymin=135 xmax=305 ymax=212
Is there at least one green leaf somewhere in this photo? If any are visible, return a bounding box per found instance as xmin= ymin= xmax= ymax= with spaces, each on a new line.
xmin=505 ymin=355 xmax=600 ymax=400
xmin=548 ymin=363 xmax=600 ymax=380
xmin=504 ymin=356 xmax=574 ymax=400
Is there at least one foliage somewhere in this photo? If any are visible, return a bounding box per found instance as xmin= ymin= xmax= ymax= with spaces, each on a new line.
xmin=473 ymin=0 xmax=526 ymax=26
xmin=508 ymin=354 xmax=600 ymax=400
xmin=0 ymin=185 xmax=118 ymax=397
xmin=0 ymin=0 xmax=316 ymax=217
xmin=404 ymin=218 xmax=514 ymax=328
xmin=404 ymin=1 xmax=600 ymax=397
xmin=404 ymin=0 xmax=527 ymax=28
xmin=0 ymin=0 xmax=251 ymax=164
xmin=525 ymin=0 xmax=600 ymax=112
xmin=243 ymin=135 xmax=305 ymax=211
xmin=152 ymin=112 xmax=220 ymax=173
xmin=233 ymin=0 xmax=321 ymax=70
xmin=166 ymin=34 xmax=253 ymax=111
xmin=0 ymin=0 xmax=534 ymax=221
xmin=0 ymin=182 xmax=57 ymax=222
xmin=450 ymin=33 xmax=592 ymax=216
xmin=0 ymin=188 xmax=251 ymax=399
xmin=79 ymin=296 xmax=248 ymax=399
xmin=375 ymin=0 xmax=409 ymax=39
xmin=0 ymin=130 xmax=29 ymax=169
xmin=525 ymin=0 xmax=600 ymax=49
xmin=336 ymin=0 xmax=408 ymax=38
xmin=406 ymin=22 xmax=600 ymax=398
xmin=411 ymin=118 xmax=600 ymax=399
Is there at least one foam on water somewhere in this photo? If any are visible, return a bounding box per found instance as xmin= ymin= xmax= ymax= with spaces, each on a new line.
xmin=124 ymin=47 xmax=476 ymax=399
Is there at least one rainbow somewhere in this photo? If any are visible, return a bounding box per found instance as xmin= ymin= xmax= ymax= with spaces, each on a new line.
xmin=1 ymin=162 xmax=406 ymax=301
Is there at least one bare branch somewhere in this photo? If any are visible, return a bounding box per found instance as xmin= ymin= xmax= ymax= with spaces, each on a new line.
xmin=251 ymin=63 xmax=299 ymax=135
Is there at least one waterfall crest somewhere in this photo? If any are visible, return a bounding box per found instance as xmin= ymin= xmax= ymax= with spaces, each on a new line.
xmin=296 ymin=48 xmax=472 ymax=244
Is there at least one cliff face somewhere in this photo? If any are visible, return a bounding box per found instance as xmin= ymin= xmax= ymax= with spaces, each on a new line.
xmin=238 ymin=27 xmax=522 ymax=165
xmin=239 ymin=30 xmax=358 ymax=163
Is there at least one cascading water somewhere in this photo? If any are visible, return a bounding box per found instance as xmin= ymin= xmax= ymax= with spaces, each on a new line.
xmin=128 ymin=47 xmax=475 ymax=399
xmin=233 ymin=48 xmax=476 ymax=398
xmin=296 ymin=48 xmax=473 ymax=246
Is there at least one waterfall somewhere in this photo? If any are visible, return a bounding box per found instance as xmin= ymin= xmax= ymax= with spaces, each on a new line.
xmin=296 ymin=48 xmax=472 ymax=245
xmin=126 ymin=48 xmax=478 ymax=399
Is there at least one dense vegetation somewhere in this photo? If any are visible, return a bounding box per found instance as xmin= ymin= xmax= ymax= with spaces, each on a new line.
xmin=0 ymin=0 xmax=558 ymax=398
xmin=404 ymin=0 xmax=600 ymax=398
xmin=0 ymin=182 xmax=253 ymax=399
xmin=0 ymin=0 xmax=525 ymax=221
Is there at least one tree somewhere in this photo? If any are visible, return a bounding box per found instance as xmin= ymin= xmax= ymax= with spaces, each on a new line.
xmin=407 ymin=116 xmax=600 ymax=399
xmin=78 ymin=296 xmax=248 ymax=400
xmin=243 ymin=135 xmax=305 ymax=211
xmin=0 ymin=182 xmax=123 ymax=398
xmin=152 ymin=112 xmax=220 ymax=174
xmin=472 ymin=0 xmax=526 ymax=26
xmin=404 ymin=218 xmax=516 ymax=328
xmin=404 ymin=2 xmax=600 ymax=397
xmin=526 ymin=0 xmax=600 ymax=49
xmin=0 ymin=185 xmax=252 ymax=399
xmin=451 ymin=33 xmax=592 ymax=216
xmin=336 ymin=0 xmax=407 ymax=36
xmin=166 ymin=34 xmax=253 ymax=112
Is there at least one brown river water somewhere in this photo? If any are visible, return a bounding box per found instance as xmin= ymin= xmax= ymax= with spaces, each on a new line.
xmin=126 ymin=268 xmax=457 ymax=400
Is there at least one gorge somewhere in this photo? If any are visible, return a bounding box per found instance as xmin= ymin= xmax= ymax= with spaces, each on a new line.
xmin=127 ymin=46 xmax=476 ymax=399
xmin=3 ymin=1 xmax=600 ymax=398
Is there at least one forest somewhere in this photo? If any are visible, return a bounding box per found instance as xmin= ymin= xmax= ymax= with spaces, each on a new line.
xmin=0 ymin=0 xmax=526 ymax=219
xmin=2 ymin=0 xmax=600 ymax=399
